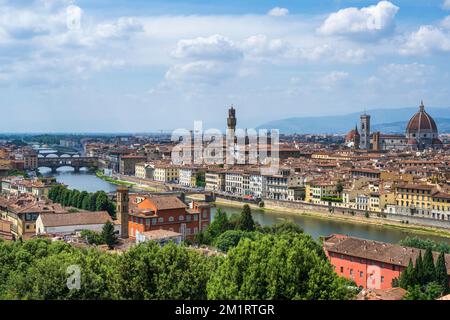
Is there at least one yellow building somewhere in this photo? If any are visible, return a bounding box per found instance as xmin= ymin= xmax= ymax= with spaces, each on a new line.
xmin=153 ymin=165 xmax=179 ymax=183
xmin=395 ymin=184 xmax=434 ymax=212
xmin=305 ymin=181 xmax=339 ymax=204
xmin=431 ymin=192 xmax=450 ymax=213
xmin=369 ymin=191 xmax=396 ymax=212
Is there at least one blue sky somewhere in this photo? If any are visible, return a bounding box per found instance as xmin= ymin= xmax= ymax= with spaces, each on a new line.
xmin=1 ymin=0 xmax=450 ymax=132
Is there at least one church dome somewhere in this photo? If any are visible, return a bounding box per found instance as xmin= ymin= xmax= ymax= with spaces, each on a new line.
xmin=345 ymin=128 xmax=359 ymax=142
xmin=406 ymin=101 xmax=438 ymax=134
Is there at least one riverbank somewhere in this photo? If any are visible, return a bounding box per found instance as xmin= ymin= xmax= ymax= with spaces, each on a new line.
xmin=95 ymin=171 xmax=167 ymax=192
xmin=95 ymin=171 xmax=135 ymax=187
xmin=214 ymin=198 xmax=450 ymax=240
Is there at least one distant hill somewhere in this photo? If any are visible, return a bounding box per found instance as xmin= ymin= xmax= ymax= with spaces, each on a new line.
xmin=257 ymin=107 xmax=450 ymax=134
xmin=372 ymin=118 xmax=450 ymax=134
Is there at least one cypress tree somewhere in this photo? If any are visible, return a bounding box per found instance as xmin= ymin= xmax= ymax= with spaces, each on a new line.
xmin=415 ymin=251 xmax=424 ymax=285
xmin=236 ymin=204 xmax=255 ymax=232
xmin=102 ymin=221 xmax=118 ymax=249
xmin=435 ymin=252 xmax=449 ymax=295
xmin=400 ymin=259 xmax=416 ymax=289
xmin=422 ymin=248 xmax=435 ymax=284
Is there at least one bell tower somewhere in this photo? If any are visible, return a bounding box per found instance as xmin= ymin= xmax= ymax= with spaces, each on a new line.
xmin=116 ymin=186 xmax=129 ymax=238
xmin=360 ymin=113 xmax=371 ymax=150
xmin=227 ymin=105 xmax=237 ymax=132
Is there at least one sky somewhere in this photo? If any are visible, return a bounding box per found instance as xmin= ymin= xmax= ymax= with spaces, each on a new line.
xmin=1 ymin=0 xmax=450 ymax=133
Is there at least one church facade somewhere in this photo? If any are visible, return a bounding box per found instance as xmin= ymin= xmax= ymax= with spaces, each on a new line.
xmin=346 ymin=102 xmax=443 ymax=151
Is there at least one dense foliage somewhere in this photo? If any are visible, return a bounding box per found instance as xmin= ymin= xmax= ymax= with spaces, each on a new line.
xmin=397 ymin=248 xmax=449 ymax=300
xmin=399 ymin=236 xmax=450 ymax=254
xmin=0 ymin=204 xmax=354 ymax=300
xmin=48 ymin=185 xmax=115 ymax=217
xmin=0 ymin=238 xmax=215 ymax=300
xmin=207 ymin=232 xmax=352 ymax=300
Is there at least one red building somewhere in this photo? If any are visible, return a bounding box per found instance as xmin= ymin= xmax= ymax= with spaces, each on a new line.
xmin=127 ymin=194 xmax=210 ymax=241
xmin=323 ymin=234 xmax=450 ymax=290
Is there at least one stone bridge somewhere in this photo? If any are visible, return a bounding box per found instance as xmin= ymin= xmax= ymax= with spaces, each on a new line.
xmin=38 ymin=156 xmax=98 ymax=173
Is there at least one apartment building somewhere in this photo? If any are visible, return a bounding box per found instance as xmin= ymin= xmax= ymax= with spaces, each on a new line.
xmin=205 ymin=170 xmax=226 ymax=192
xmin=153 ymin=164 xmax=179 ymax=183
xmin=179 ymin=167 xmax=201 ymax=188
xmin=135 ymin=162 xmax=154 ymax=179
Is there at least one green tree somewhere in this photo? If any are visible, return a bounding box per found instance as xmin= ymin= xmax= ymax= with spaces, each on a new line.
xmin=415 ymin=252 xmax=424 ymax=285
xmin=435 ymin=251 xmax=449 ymax=295
xmin=70 ymin=190 xmax=81 ymax=208
xmin=202 ymin=208 xmax=231 ymax=243
xmin=80 ymin=230 xmax=104 ymax=245
xmin=400 ymin=259 xmax=417 ymax=289
xmin=399 ymin=236 xmax=450 ymax=254
xmin=101 ymin=221 xmax=118 ymax=249
xmin=95 ymin=192 xmax=109 ymax=211
xmin=236 ymin=205 xmax=255 ymax=232
xmin=89 ymin=192 xmax=99 ymax=211
xmin=78 ymin=191 xmax=89 ymax=209
xmin=214 ymin=230 xmax=256 ymax=252
xmin=207 ymin=233 xmax=353 ymax=300
xmin=422 ymin=248 xmax=436 ymax=284
xmin=263 ymin=221 xmax=304 ymax=235
xmin=81 ymin=194 xmax=92 ymax=211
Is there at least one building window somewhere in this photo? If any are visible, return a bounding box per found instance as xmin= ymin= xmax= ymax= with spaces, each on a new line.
xmin=158 ymin=217 xmax=164 ymax=223
xmin=381 ymin=276 xmax=384 ymax=283
xmin=179 ymin=215 xmax=184 ymax=221
xmin=360 ymin=271 xmax=363 ymax=278
xmin=340 ymin=267 xmax=344 ymax=273
xmin=145 ymin=219 xmax=150 ymax=226
xmin=169 ymin=216 xmax=174 ymax=222
xmin=152 ymin=218 xmax=157 ymax=225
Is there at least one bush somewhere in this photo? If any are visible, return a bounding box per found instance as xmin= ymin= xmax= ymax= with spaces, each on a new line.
xmin=80 ymin=230 xmax=104 ymax=245
xmin=214 ymin=230 xmax=256 ymax=252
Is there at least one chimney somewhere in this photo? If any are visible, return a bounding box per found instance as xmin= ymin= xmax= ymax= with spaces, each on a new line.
xmin=116 ymin=186 xmax=129 ymax=238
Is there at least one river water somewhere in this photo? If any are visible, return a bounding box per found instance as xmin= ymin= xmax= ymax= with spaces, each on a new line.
xmin=39 ymin=168 xmax=450 ymax=245
xmin=39 ymin=167 xmax=117 ymax=193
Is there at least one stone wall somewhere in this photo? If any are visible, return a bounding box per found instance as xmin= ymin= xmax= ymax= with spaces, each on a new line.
xmin=263 ymin=199 xmax=450 ymax=230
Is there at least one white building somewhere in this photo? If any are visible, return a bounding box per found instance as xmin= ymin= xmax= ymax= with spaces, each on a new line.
xmin=205 ymin=170 xmax=225 ymax=192
xmin=35 ymin=211 xmax=119 ymax=236
xmin=178 ymin=167 xmax=199 ymax=188
xmin=225 ymin=171 xmax=244 ymax=196
xmin=135 ymin=163 xmax=154 ymax=179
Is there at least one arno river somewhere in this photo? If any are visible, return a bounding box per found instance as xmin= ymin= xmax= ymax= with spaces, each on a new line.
xmin=40 ymin=167 xmax=450 ymax=245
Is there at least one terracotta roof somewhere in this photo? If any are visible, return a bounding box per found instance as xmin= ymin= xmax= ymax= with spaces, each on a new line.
xmin=406 ymin=102 xmax=438 ymax=133
xmin=356 ymin=288 xmax=407 ymax=300
xmin=39 ymin=211 xmax=112 ymax=227
xmin=324 ymin=234 xmax=450 ymax=274
xmin=148 ymin=196 xmax=187 ymax=210
xmin=140 ymin=229 xmax=182 ymax=240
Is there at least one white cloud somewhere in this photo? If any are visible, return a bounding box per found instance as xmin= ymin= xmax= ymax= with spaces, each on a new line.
xmin=268 ymin=7 xmax=289 ymax=17
xmin=318 ymin=1 xmax=399 ymax=39
xmin=443 ymin=0 xmax=450 ymax=10
xmin=400 ymin=25 xmax=450 ymax=55
xmin=442 ymin=16 xmax=450 ymax=29
xmin=95 ymin=17 xmax=144 ymax=39
xmin=172 ymin=34 xmax=242 ymax=61
xmin=165 ymin=61 xmax=236 ymax=85
xmin=240 ymin=34 xmax=290 ymax=61
xmin=380 ymin=63 xmax=433 ymax=84
xmin=322 ymin=71 xmax=349 ymax=83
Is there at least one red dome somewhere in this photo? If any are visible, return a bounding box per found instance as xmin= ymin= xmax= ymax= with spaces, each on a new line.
xmin=346 ymin=129 xmax=359 ymax=142
xmin=406 ymin=102 xmax=438 ymax=134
